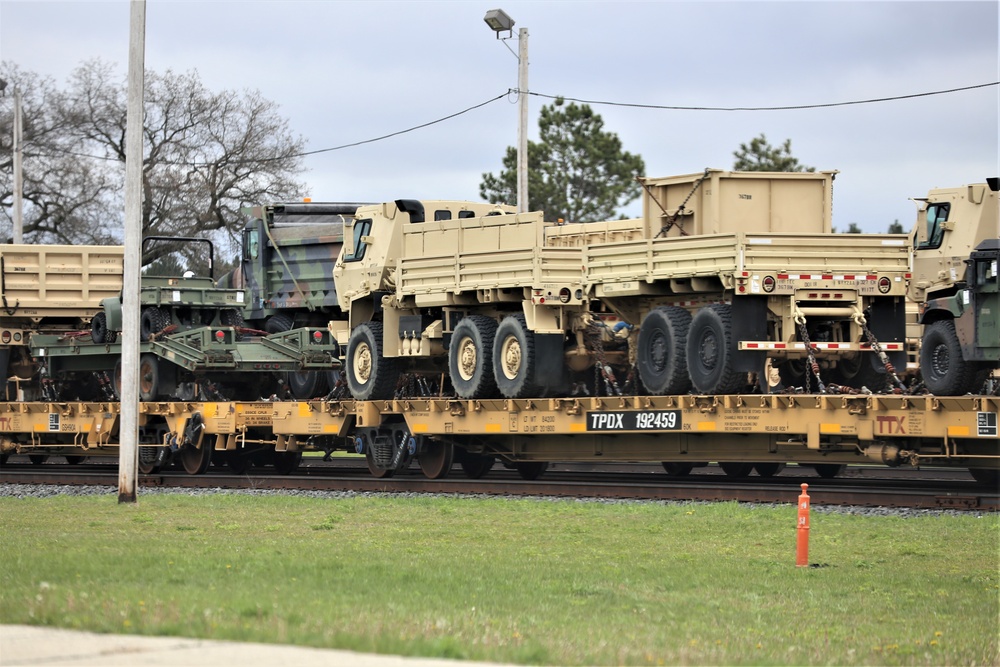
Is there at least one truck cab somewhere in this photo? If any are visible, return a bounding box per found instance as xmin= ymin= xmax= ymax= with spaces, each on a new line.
xmin=912 ymin=179 xmax=1000 ymax=394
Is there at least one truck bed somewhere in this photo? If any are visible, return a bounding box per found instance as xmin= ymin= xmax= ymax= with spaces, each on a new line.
xmin=583 ymin=232 xmax=910 ymax=294
xmin=398 ymin=212 xmax=583 ymax=306
xmin=0 ymin=244 xmax=123 ymax=322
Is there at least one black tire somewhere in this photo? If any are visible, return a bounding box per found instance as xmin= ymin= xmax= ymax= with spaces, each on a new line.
xmin=637 ymin=306 xmax=692 ymax=395
xmin=829 ymin=354 xmax=889 ymax=393
xmin=139 ymin=307 xmax=169 ymax=342
xmin=91 ymin=312 xmax=117 ymax=344
xmin=265 ymin=313 xmax=295 ymax=335
xmin=221 ymin=309 xmax=245 ymax=341
xmin=346 ymin=322 xmax=399 ymax=401
xmin=686 ymin=304 xmax=745 ymax=394
xmin=267 ymin=313 xmax=327 ymax=398
xmin=138 ymin=354 xmax=160 ymax=401
xmin=921 ymin=320 xmax=978 ymax=395
xmin=493 ymin=314 xmax=538 ymax=398
xmin=449 ymin=316 xmax=498 ymax=399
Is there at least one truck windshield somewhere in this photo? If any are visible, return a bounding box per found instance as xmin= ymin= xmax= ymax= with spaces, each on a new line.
xmin=919 ymin=202 xmax=950 ymax=249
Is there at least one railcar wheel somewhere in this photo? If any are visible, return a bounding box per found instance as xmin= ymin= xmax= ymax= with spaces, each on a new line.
xmin=272 ymin=451 xmax=302 ymax=475
xmin=226 ymin=451 xmax=251 ymax=474
xmin=179 ymin=443 xmax=212 ymax=475
xmin=514 ymin=461 xmax=548 ymax=480
xmin=812 ymin=463 xmax=846 ymax=479
xmin=65 ymin=455 xmax=86 ymax=465
xmin=347 ymin=322 xmax=399 ymax=401
xmin=449 ymin=316 xmax=498 ymax=399
xmin=493 ymin=314 xmax=538 ymax=399
xmin=137 ymin=447 xmax=162 ymax=474
xmin=637 ymin=306 xmax=692 ymax=395
xmin=364 ymin=440 xmax=395 ymax=479
xmin=921 ymin=320 xmax=978 ymax=395
xmin=418 ymin=439 xmax=454 ymax=480
xmin=28 ymin=454 xmax=49 ymax=465
xmin=718 ymin=462 xmax=754 ymax=478
xmin=140 ymin=307 xmax=169 ymax=342
xmin=753 ymin=462 xmax=786 ymax=478
xmin=138 ymin=354 xmax=161 ymax=402
xmin=459 ymin=453 xmax=495 ymax=479
xmin=661 ymin=462 xmax=694 ymax=476
xmin=969 ymin=468 xmax=1000 ymax=488
xmin=686 ymin=305 xmax=745 ymax=394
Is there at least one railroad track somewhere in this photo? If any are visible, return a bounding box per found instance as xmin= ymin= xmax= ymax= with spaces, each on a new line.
xmin=2 ymin=460 xmax=996 ymax=511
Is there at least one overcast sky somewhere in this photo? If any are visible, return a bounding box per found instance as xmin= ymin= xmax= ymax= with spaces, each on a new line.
xmin=2 ymin=0 xmax=998 ymax=232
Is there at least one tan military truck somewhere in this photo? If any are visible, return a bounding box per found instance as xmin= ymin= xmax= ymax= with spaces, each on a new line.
xmin=0 ymin=244 xmax=124 ymax=392
xmin=333 ymin=199 xmax=589 ymax=400
xmin=547 ymin=169 xmax=911 ymax=395
xmin=909 ymin=178 xmax=999 ymax=394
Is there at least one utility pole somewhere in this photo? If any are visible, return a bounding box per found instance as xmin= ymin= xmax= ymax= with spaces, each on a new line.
xmin=119 ymin=0 xmax=145 ymax=504
xmin=516 ymin=27 xmax=528 ymax=214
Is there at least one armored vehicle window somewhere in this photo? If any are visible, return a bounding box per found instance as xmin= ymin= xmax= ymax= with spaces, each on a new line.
xmin=243 ymin=227 xmax=260 ymax=261
xmin=919 ymin=202 xmax=950 ymax=250
xmin=458 ymin=211 xmax=476 ymax=219
xmin=977 ymin=259 xmax=998 ymax=293
xmin=343 ymin=219 xmax=372 ymax=262
xmin=434 ymin=210 xmax=452 ymax=221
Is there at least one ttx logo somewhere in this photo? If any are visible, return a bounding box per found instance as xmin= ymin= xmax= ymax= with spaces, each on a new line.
xmin=876 ymin=415 xmax=907 ymax=434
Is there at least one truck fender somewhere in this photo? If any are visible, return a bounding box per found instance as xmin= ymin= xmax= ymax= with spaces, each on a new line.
xmin=101 ymin=297 xmax=124 ymax=332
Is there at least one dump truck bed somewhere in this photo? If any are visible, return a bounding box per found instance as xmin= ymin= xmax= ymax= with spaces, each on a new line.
xmin=0 ymin=244 xmax=124 ymax=323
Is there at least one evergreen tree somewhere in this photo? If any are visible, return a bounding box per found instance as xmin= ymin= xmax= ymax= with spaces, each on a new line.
xmin=733 ymin=133 xmax=814 ymax=172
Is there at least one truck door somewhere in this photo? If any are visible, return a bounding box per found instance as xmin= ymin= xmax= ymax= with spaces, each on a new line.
xmin=972 ymin=250 xmax=999 ymax=358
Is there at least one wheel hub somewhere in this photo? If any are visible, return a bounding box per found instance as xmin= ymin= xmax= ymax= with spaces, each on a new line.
xmin=354 ymin=342 xmax=372 ymax=383
xmin=458 ymin=337 xmax=477 ymax=381
xmin=501 ymin=337 xmax=522 ymax=380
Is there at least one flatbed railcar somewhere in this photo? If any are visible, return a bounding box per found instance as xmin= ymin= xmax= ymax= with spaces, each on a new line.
xmin=1 ymin=393 xmax=996 ymax=485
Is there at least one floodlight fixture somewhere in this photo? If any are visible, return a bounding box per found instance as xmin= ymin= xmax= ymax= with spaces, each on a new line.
xmin=484 ymin=9 xmax=515 ymax=38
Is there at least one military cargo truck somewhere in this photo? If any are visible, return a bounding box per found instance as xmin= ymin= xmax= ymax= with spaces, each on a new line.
xmin=219 ymin=202 xmax=366 ymax=398
xmin=910 ymin=178 xmax=1000 ymax=395
xmin=334 ymin=199 xmax=589 ymax=401
xmin=547 ymin=169 xmax=911 ymax=395
xmin=334 ymin=172 xmax=910 ymax=402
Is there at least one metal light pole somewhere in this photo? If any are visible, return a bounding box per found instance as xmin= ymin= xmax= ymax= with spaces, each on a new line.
xmin=484 ymin=9 xmax=529 ymax=213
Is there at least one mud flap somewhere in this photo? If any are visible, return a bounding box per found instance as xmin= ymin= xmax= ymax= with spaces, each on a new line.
xmin=730 ymin=297 xmax=767 ymax=372
xmin=867 ymin=296 xmax=907 ymax=373
xmin=533 ymin=333 xmax=567 ymax=395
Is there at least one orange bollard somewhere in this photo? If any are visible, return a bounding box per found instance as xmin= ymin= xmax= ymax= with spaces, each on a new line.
xmin=796 ymin=483 xmax=810 ymax=567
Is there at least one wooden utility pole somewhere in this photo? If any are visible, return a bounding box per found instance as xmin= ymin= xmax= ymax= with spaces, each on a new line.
xmin=118 ymin=0 xmax=146 ymax=503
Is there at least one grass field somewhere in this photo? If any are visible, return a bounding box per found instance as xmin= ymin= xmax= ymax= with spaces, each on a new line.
xmin=0 ymin=491 xmax=997 ymax=666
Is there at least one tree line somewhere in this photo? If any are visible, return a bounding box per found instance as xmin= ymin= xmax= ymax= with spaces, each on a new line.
xmin=1 ymin=62 xmax=907 ymax=265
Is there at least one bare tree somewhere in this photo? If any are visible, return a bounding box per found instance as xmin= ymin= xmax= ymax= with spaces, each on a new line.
xmin=1 ymin=59 xmax=307 ymax=265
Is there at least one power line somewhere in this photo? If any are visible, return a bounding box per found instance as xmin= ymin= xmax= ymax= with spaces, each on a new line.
xmin=528 ymin=81 xmax=999 ymax=112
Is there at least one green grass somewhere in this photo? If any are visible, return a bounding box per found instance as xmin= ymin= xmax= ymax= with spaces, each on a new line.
xmin=0 ymin=493 xmax=997 ymax=665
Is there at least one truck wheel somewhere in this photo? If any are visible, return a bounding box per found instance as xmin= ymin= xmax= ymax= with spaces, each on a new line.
xmin=830 ymin=354 xmax=889 ymax=392
xmin=221 ymin=309 xmax=245 ymax=341
xmin=138 ymin=354 xmax=160 ymax=401
xmin=267 ymin=313 xmax=327 ymax=398
xmin=449 ymin=316 xmax=498 ymax=399
xmin=140 ymin=307 xmax=169 ymax=342
xmin=921 ymin=320 xmax=977 ymax=395
xmin=493 ymin=314 xmax=538 ymax=398
xmin=686 ymin=304 xmax=745 ymax=394
xmin=347 ymin=322 xmax=399 ymax=401
xmin=637 ymin=306 xmax=691 ymax=395
xmin=91 ymin=312 xmax=117 ymax=344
